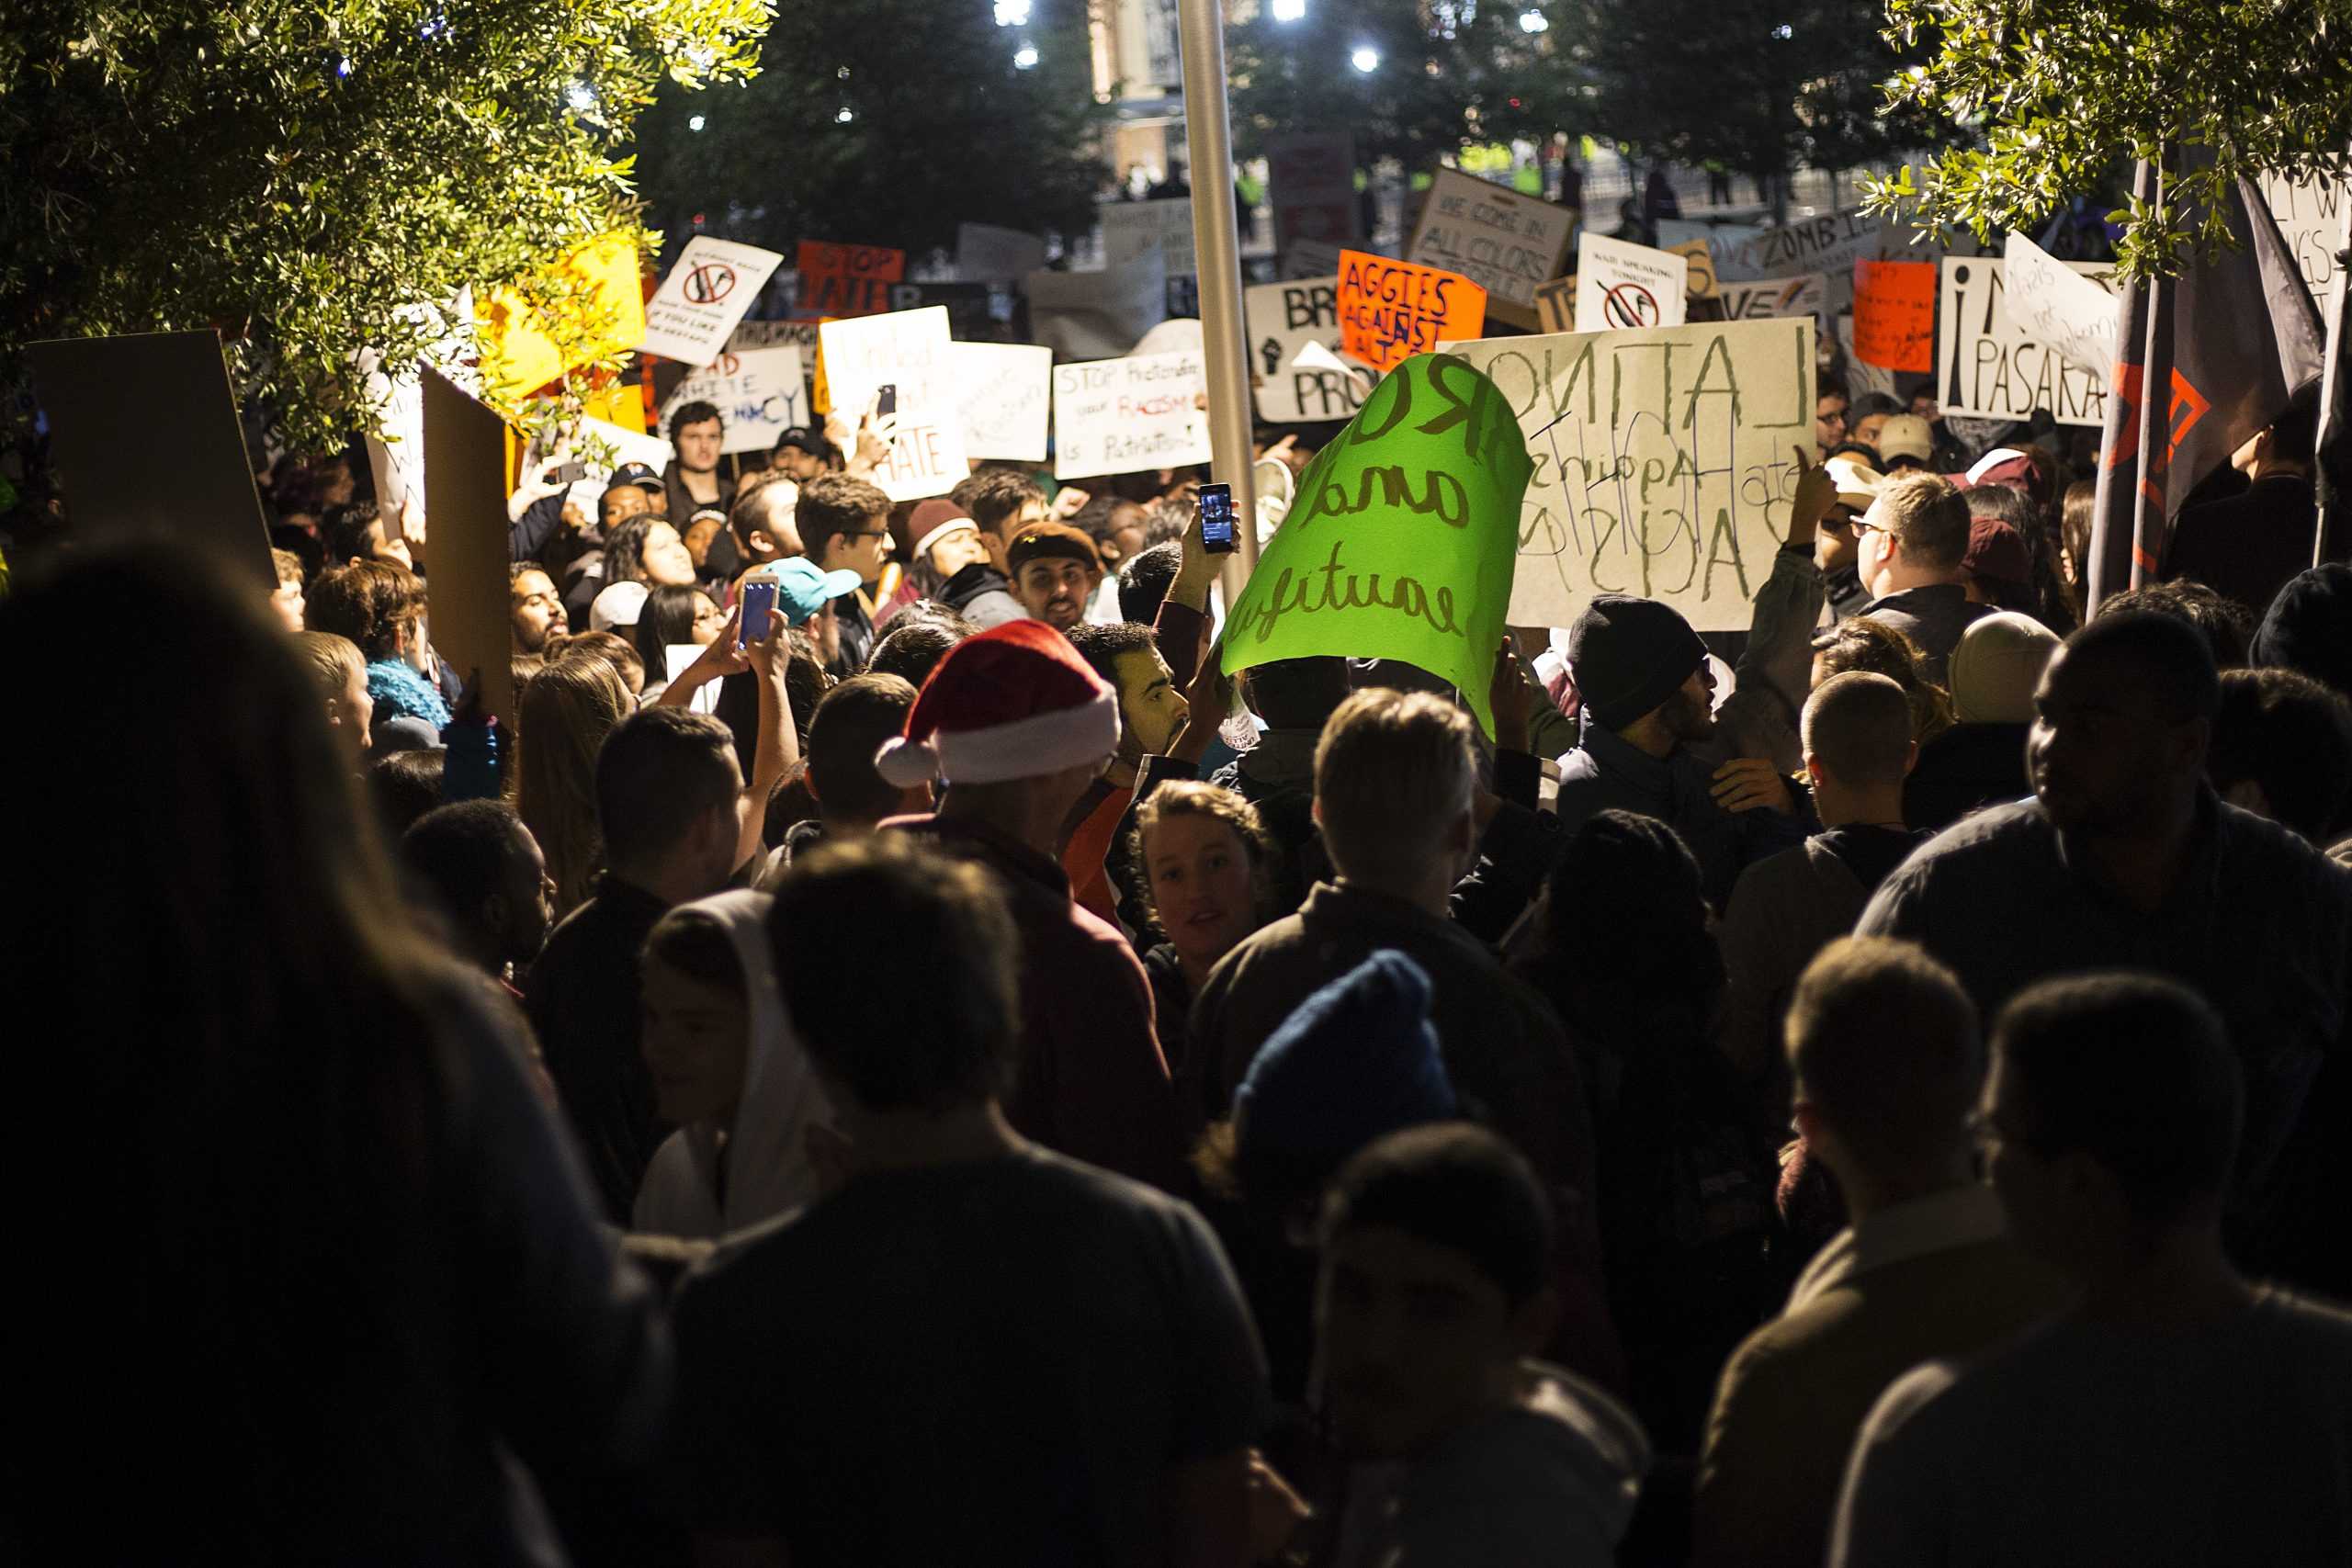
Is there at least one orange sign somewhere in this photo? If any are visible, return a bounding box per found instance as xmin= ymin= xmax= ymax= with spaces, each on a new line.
xmin=1852 ymin=258 xmax=1938 ymax=373
xmin=1337 ymin=250 xmax=1487 ymax=373
xmin=797 ymin=242 xmax=905 ymax=318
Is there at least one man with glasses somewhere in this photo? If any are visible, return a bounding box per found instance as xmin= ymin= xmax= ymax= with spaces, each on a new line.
xmin=796 ymin=473 xmax=896 ymax=674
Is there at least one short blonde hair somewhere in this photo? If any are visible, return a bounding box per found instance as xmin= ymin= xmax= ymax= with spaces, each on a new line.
xmin=270 ymin=547 xmax=306 ymax=589
xmin=1875 ymin=472 xmax=1973 ymax=572
xmin=1313 ymin=689 xmax=1475 ymax=885
xmin=293 ymin=629 xmax=364 ymax=700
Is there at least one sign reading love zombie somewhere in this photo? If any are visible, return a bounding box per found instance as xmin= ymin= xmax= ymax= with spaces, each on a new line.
xmin=1337 ymin=250 xmax=1487 ymax=373
xmin=1222 ymin=353 xmax=1532 ymax=737
xmin=641 ymin=237 xmax=786 ymax=365
xmin=1443 ymin=317 xmax=1818 ymax=632
xmin=796 ymin=242 xmax=906 ymax=319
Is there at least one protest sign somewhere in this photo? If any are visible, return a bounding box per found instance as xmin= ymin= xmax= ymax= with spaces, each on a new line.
xmin=1535 ymin=276 xmax=1577 ymax=333
xmin=1052 ymin=350 xmax=1212 ymax=479
xmin=1268 ymin=133 xmax=1360 ymax=254
xmin=1574 ymin=232 xmax=1690 ymax=332
xmin=1938 ymin=255 xmax=2115 ymax=426
xmin=1101 ymin=199 xmax=1198 ymax=279
xmin=548 ymin=415 xmax=674 ymax=516
xmin=28 ymin=330 xmax=274 ymax=588
xmin=1658 ymin=209 xmax=1890 ymax=311
xmin=659 ymin=346 xmax=808 ymax=454
xmin=1281 ymin=239 xmax=1348 ymax=281
xmin=884 ymin=280 xmax=994 ymax=339
xmin=1717 ymin=273 xmax=1826 ymax=322
xmin=728 ymin=319 xmax=822 ymax=400
xmin=1442 ymin=317 xmax=1818 ymax=631
xmin=956 ymin=222 xmax=1048 ymax=284
xmin=819 ymin=307 xmax=968 ymax=501
xmin=1220 ymin=352 xmax=1532 ymax=735
xmin=2256 ymin=169 xmax=2350 ymax=312
xmin=2002 ymin=231 xmax=2120 ymax=378
xmin=640 ymin=237 xmax=786 ymax=366
xmin=794 ymin=242 xmax=904 ymax=320
xmin=477 ymin=231 xmax=646 ymax=403
xmin=1338 ymin=250 xmax=1487 ymax=374
xmin=420 ymin=368 xmax=515 ymax=729
xmin=1851 ymin=258 xmax=1939 ymax=372
xmin=1668 ymin=240 xmax=1719 ymax=301
xmin=1406 ymin=167 xmax=1574 ymax=329
xmin=1024 ymin=250 xmax=1169 ymax=361
xmin=1247 ymin=276 xmax=1368 ymax=424
xmin=948 ymin=342 xmax=1053 ymax=462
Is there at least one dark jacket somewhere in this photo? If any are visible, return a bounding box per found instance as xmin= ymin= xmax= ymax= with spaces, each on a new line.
xmin=1555 ymin=717 xmax=1812 ymax=911
xmin=662 ymin=463 xmax=736 ymax=535
xmin=2165 ymin=473 xmax=2317 ymax=618
xmin=939 ymin=559 xmax=1027 ymax=629
xmin=1903 ymin=721 xmax=2032 ymax=834
xmin=1860 ymin=581 xmax=1994 ymax=685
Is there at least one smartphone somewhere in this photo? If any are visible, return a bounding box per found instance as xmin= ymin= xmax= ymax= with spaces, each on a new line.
xmin=875 ymin=383 xmax=898 ymax=420
xmin=1197 ymin=482 xmax=1238 ymax=554
xmin=741 ymin=581 xmax=779 ymax=646
xmin=543 ymin=460 xmax=586 ymax=486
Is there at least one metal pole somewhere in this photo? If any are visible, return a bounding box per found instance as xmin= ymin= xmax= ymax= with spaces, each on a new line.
xmin=1176 ymin=0 xmax=1260 ymax=594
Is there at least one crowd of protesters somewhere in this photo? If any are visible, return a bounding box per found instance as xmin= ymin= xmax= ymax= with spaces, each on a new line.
xmin=8 ymin=364 xmax=2352 ymax=1568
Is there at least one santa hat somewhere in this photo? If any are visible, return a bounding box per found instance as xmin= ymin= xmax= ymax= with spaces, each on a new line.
xmin=875 ymin=620 xmax=1122 ymax=788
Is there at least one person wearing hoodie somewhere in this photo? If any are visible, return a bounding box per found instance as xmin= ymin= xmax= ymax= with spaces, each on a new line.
xmin=632 ymin=890 xmax=831 ymax=1240
xmin=1902 ymin=610 xmax=2061 ymax=833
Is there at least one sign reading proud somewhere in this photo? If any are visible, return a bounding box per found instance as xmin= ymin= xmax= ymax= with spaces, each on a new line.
xmin=1336 ymin=250 xmax=1486 ymax=373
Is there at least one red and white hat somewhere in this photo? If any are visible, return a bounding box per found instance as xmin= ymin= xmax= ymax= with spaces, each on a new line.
xmin=875 ymin=620 xmax=1122 ymax=788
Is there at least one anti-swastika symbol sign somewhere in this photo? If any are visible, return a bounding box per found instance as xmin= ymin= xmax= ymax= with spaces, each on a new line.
xmin=683 ymin=264 xmax=738 ymax=306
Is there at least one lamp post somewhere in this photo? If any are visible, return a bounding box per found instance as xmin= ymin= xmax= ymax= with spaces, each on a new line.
xmin=1176 ymin=0 xmax=1261 ymax=586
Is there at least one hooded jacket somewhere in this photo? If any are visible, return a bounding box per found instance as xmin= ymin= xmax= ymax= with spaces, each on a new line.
xmin=631 ymin=890 xmax=831 ymax=1240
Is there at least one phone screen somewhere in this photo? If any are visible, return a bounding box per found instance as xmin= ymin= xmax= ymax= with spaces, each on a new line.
xmin=875 ymin=383 xmax=899 ymax=419
xmin=1197 ymin=482 xmax=1237 ymax=554
xmin=741 ymin=581 xmax=779 ymax=645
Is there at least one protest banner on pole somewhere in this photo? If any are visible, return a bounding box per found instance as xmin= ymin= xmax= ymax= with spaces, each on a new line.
xmin=955 ymin=223 xmax=1048 ymax=285
xmin=1246 ymin=276 xmax=1368 ymax=424
xmin=477 ymin=231 xmax=646 ymax=403
xmin=948 ymin=342 xmax=1053 ymax=462
xmin=1267 ymin=133 xmax=1360 ymax=254
xmin=1220 ymin=352 xmax=1532 ymax=735
xmin=1442 ymin=317 xmax=1818 ymax=631
xmin=2256 ymin=169 xmax=2350 ymax=313
xmin=640 ymin=237 xmax=786 ymax=366
xmin=1574 ymin=232 xmax=1691 ymax=332
xmin=793 ymin=242 xmax=903 ymax=320
xmin=1852 ymin=258 xmax=1939 ymax=372
xmin=1404 ymin=167 xmax=1574 ymax=330
xmin=1658 ymin=209 xmax=1892 ymax=312
xmin=1717 ymin=273 xmax=1826 ymax=322
xmin=420 ymin=368 xmax=515 ymax=729
xmin=2001 ymin=231 xmax=2120 ymax=378
xmin=1938 ymin=255 xmax=2115 ymax=426
xmin=1024 ymin=250 xmax=1170 ymax=361
xmin=819 ymin=306 xmax=968 ymax=501
xmin=658 ymin=346 xmax=808 ymax=454
xmin=1337 ymin=250 xmax=1487 ymax=373
xmin=1052 ymin=349 xmax=1213 ymax=479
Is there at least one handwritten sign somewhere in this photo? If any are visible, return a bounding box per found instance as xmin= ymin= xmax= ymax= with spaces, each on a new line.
xmin=1575 ymin=232 xmax=1690 ymax=333
xmin=1281 ymin=239 xmax=1348 ymax=282
xmin=795 ymin=242 xmax=905 ymax=320
xmin=1852 ymin=258 xmax=1939 ymax=372
xmin=1405 ymin=167 xmax=1574 ymax=328
xmin=2001 ymin=231 xmax=2119 ymax=378
xmin=955 ymin=222 xmax=1047 ymax=284
xmin=1268 ymin=132 xmax=1360 ymax=254
xmin=1247 ymin=276 xmax=1369 ymax=424
xmin=1718 ymin=273 xmax=1826 ymax=322
xmin=2256 ymin=169 xmax=2349 ymax=312
xmin=1025 ymin=250 xmax=1169 ymax=361
xmin=1669 ymin=239 xmax=1719 ymax=301
xmin=1101 ymin=199 xmax=1198 ymax=280
xmin=1937 ymin=256 xmax=2114 ymax=427
xmin=1338 ymin=250 xmax=1487 ymax=373
xmin=478 ymin=231 xmax=646 ymax=402
xmin=640 ymin=237 xmax=785 ymax=365
xmin=1052 ymin=350 xmax=1212 ymax=479
xmin=1442 ymin=318 xmax=1818 ymax=631
xmin=1535 ymin=275 xmax=1577 ymax=333
xmin=949 ymin=341 xmax=1053 ymax=463
xmin=1658 ymin=209 xmax=1890 ymax=311
xmin=1221 ymin=353 xmax=1532 ymax=736
xmin=659 ymin=346 xmax=807 ymax=455
xmin=728 ymin=318 xmax=821 ymax=400
xmin=819 ymin=306 xmax=968 ymax=501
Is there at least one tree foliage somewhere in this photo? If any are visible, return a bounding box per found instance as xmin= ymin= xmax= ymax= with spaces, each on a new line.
xmin=0 ymin=0 xmax=769 ymax=455
xmin=1866 ymin=0 xmax=2352 ymax=277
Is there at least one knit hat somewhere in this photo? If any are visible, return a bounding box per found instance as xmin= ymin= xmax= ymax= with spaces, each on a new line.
xmin=1949 ymin=610 xmax=2062 ymax=724
xmin=874 ymin=619 xmax=1121 ymax=787
xmin=1874 ymin=413 xmax=1935 ymax=464
xmin=1234 ymin=950 xmax=1456 ymax=1192
xmin=1951 ymin=446 xmax=2054 ymax=504
xmin=1007 ymin=522 xmax=1103 ymax=579
xmin=1566 ymin=594 xmax=1708 ymax=730
xmin=2253 ymin=563 xmax=2352 ymax=697
xmin=909 ymin=499 xmax=980 ymax=563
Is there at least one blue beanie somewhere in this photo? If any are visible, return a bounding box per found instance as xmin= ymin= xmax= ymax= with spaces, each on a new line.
xmin=1235 ymin=950 xmax=1456 ymax=1184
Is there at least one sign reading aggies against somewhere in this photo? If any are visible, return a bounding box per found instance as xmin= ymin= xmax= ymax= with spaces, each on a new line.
xmin=1247 ymin=276 xmax=1367 ymax=424
xmin=1444 ymin=318 xmax=1818 ymax=631
xmin=1337 ymin=249 xmax=1487 ymax=373
xmin=1718 ymin=273 xmax=1826 ymax=322
xmin=641 ymin=237 xmax=786 ymax=365
xmin=948 ymin=342 xmax=1052 ymax=463
xmin=819 ymin=306 xmax=968 ymax=501
xmin=1268 ymin=132 xmax=1361 ymax=254
xmin=660 ymin=346 xmax=808 ymax=454
xmin=1407 ymin=168 xmax=1573 ymax=328
xmin=796 ymin=242 xmax=905 ymax=319
xmin=1053 ymin=350 xmax=1212 ymax=479
xmin=2001 ymin=231 xmax=2119 ymax=378
xmin=1574 ymin=232 xmax=1690 ymax=333
xmin=1938 ymin=256 xmax=2116 ymax=427
xmin=2256 ymin=168 xmax=2350 ymax=312
xmin=1851 ymin=258 xmax=1939 ymax=372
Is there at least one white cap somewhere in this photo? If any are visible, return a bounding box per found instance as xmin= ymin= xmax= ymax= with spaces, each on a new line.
xmin=588 ymin=579 xmax=650 ymax=632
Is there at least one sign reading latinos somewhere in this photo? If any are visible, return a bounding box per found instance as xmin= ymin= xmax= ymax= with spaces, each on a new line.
xmin=1337 ymin=250 xmax=1487 ymax=373
xmin=1444 ymin=318 xmax=1817 ymax=632
xmin=1221 ymin=353 xmax=1532 ymax=737
xmin=1851 ymin=258 xmax=1939 ymax=372
xmin=641 ymin=237 xmax=785 ymax=365
xmin=796 ymin=242 xmax=905 ymax=319
xmin=1937 ymin=256 xmax=2113 ymax=427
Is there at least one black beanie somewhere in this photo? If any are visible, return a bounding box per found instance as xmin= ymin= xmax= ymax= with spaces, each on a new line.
xmin=1566 ymin=594 xmax=1708 ymax=730
xmin=2253 ymin=564 xmax=2352 ymax=699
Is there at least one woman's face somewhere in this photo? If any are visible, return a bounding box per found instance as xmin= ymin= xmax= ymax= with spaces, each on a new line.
xmin=690 ymin=592 xmax=727 ymax=646
xmin=643 ymin=524 xmax=697 ymax=587
xmin=1147 ymin=814 xmax=1261 ymax=972
xmin=929 ymin=529 xmax=992 ymax=578
xmin=640 ymin=955 xmax=750 ymax=1128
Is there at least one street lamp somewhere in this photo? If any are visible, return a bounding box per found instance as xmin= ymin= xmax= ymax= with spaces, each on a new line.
xmin=1519 ymin=8 xmax=1548 ymax=32
xmin=688 ymin=114 xmax=707 ymax=131
xmin=1351 ymin=45 xmax=1380 ymax=72
xmin=1272 ymin=0 xmax=1306 ymax=18
xmin=1013 ymin=42 xmax=1040 ymax=68
xmin=994 ymin=0 xmax=1031 ymax=24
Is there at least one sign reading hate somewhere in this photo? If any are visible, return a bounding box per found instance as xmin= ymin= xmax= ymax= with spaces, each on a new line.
xmin=641 ymin=237 xmax=786 ymax=365
xmin=1246 ymin=276 xmax=1368 ymax=424
xmin=1052 ymin=349 xmax=1212 ymax=479
xmin=1337 ymin=250 xmax=1487 ymax=373
xmin=1405 ymin=168 xmax=1574 ymax=328
xmin=818 ymin=306 xmax=969 ymax=501
xmin=1442 ymin=318 xmax=1818 ymax=631
xmin=1937 ymin=256 xmax=2114 ymax=427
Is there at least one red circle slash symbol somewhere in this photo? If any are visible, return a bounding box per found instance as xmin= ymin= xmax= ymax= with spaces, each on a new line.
xmin=1602 ymin=282 xmax=1659 ymax=329
xmin=684 ymin=263 xmax=738 ymax=306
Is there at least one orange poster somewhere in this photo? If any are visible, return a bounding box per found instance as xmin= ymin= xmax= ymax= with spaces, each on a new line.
xmin=1852 ymin=258 xmax=1938 ymax=373
xmin=1337 ymin=249 xmax=1487 ymax=373
xmin=797 ymin=242 xmax=905 ymax=319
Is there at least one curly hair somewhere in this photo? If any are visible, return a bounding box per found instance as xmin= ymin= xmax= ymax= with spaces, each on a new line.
xmin=1129 ymin=781 xmax=1277 ymax=933
xmin=305 ymin=561 xmax=424 ymax=662
xmin=1810 ymin=616 xmax=1955 ymax=741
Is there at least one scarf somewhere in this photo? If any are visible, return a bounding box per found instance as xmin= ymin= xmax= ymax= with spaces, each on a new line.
xmin=367 ymin=658 xmax=451 ymax=729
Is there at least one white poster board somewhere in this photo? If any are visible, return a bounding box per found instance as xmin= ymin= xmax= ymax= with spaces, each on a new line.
xmin=1573 ymin=232 xmax=1691 ymax=332
xmin=1101 ymin=198 xmax=1198 ymax=280
xmin=1717 ymin=273 xmax=1826 ymax=323
xmin=1659 ymin=209 xmax=1890 ymax=311
xmin=659 ymin=346 xmax=808 ymax=454
xmin=1245 ymin=276 xmax=1368 ymax=424
xmin=727 ymin=319 xmax=821 ymax=398
xmin=640 ymin=237 xmax=787 ymax=364
xmin=818 ymin=306 xmax=969 ymax=500
xmin=1442 ymin=318 xmax=1817 ymax=630
xmin=2256 ymin=168 xmax=2350 ymax=313
xmin=1937 ymin=255 xmax=2115 ymax=427
xmin=1023 ymin=251 xmax=1170 ymax=361
xmin=1052 ymin=350 xmax=1212 ymax=479
xmin=1406 ymin=167 xmax=1575 ymax=325
xmin=956 ymin=222 xmax=1049 ymax=284
xmin=949 ymin=342 xmax=1053 ymax=462
xmin=2000 ymin=231 xmax=2119 ymax=378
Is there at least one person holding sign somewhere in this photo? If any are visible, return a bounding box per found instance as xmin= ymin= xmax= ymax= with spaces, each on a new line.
xmin=663 ymin=400 xmax=737 ymax=525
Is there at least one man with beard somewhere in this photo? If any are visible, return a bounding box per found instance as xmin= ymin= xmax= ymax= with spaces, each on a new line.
xmin=1007 ymin=523 xmax=1104 ymax=634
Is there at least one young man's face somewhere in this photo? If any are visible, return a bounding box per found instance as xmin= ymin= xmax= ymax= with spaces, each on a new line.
xmin=676 ymin=417 xmax=725 ymax=476
xmin=497 ymin=826 xmax=557 ymax=966
xmin=1112 ymin=647 xmax=1187 ymax=758
xmin=830 ymin=514 xmax=896 ymax=584
xmin=1815 ymin=394 xmax=1849 ymax=453
xmin=510 ymin=569 xmax=562 ymax=652
xmin=1317 ymin=1224 xmax=1532 ymax=1460
xmin=996 ymin=496 xmax=1048 ymax=546
xmin=602 ymin=484 xmax=653 ymax=531
xmin=271 ymin=578 xmax=306 ymax=633
xmin=1014 ymin=557 xmax=1099 ymax=631
xmin=640 ymin=948 xmax=752 ymax=1128
xmin=1815 ymin=504 xmax=1860 ymax=575
xmin=1851 ymin=411 xmax=1891 ymax=452
xmin=362 ymin=519 xmax=413 ymax=571
xmin=2028 ymin=645 xmax=2197 ymax=838
xmin=330 ymin=662 xmax=373 ymax=762
xmin=775 ymin=444 xmax=825 ymax=481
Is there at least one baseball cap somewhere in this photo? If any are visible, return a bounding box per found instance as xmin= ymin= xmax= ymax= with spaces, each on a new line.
xmin=1875 ymin=413 xmax=1935 ymax=464
xmin=773 ymin=425 xmax=830 ymax=456
xmin=606 ymin=461 xmax=664 ymax=496
xmin=759 ymin=557 xmax=864 ymax=626
xmin=1823 ymin=456 xmax=1888 ymax=513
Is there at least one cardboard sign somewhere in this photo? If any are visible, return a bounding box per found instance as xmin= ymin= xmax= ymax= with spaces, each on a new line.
xmin=1268 ymin=132 xmax=1360 ymax=254
xmin=2001 ymin=231 xmax=2120 ymax=378
xmin=640 ymin=237 xmax=786 ymax=366
xmin=659 ymin=346 xmax=808 ymax=454
xmin=1406 ymin=167 xmax=1574 ymax=329
xmin=1657 ymin=209 xmax=1892 ymax=312
xmin=727 ymin=319 xmax=821 ymax=399
xmin=1338 ymin=250 xmax=1487 ymax=374
xmin=1024 ymin=251 xmax=1169 ymax=362
xmin=1052 ymin=350 xmax=1212 ymax=479
xmin=477 ymin=231 xmax=646 ymax=403
xmin=1574 ymin=233 xmax=1691 ymax=332
xmin=1535 ymin=276 xmax=1577 ymax=334
xmin=421 ymin=368 xmax=515 ymax=728
xmin=1669 ymin=239 xmax=1719 ymax=301
xmin=1717 ymin=273 xmax=1826 ymax=322
xmin=1442 ymin=318 xmax=1818 ymax=631
xmin=28 ymin=330 xmax=274 ymax=588
xmin=818 ymin=307 xmax=969 ymax=500
xmin=1281 ymin=238 xmax=1349 ymax=282
xmin=949 ymin=341 xmax=1053 ymax=462
xmin=1247 ymin=276 xmax=1369 ymax=425
xmin=1852 ymin=258 xmax=1939 ymax=372
xmin=1937 ymin=256 xmax=2114 ymax=427
xmin=885 ymin=280 xmax=994 ymax=339
xmin=793 ymin=242 xmax=904 ymax=320
xmin=956 ymin=222 xmax=1048 ymax=284
xmin=2256 ymin=169 xmax=2350 ymax=312
xmin=1101 ymin=198 xmax=1198 ymax=280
